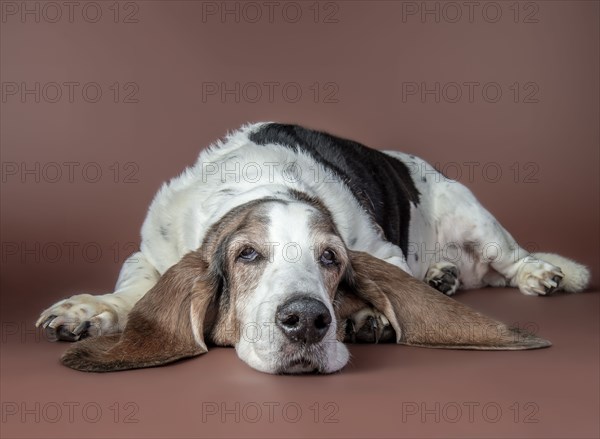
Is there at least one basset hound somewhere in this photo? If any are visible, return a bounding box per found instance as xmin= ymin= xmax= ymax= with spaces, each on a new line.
xmin=36 ymin=123 xmax=590 ymax=374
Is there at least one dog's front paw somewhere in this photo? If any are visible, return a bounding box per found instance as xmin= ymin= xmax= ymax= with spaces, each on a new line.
xmin=425 ymin=262 xmax=460 ymax=296
xmin=516 ymin=258 xmax=564 ymax=296
xmin=344 ymin=307 xmax=394 ymax=343
xmin=35 ymin=294 xmax=122 ymax=341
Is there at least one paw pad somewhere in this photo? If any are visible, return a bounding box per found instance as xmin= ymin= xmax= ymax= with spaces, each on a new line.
xmin=425 ymin=263 xmax=460 ymax=296
xmin=344 ymin=308 xmax=394 ymax=343
xmin=517 ymin=259 xmax=564 ymax=296
xmin=36 ymin=295 xmax=120 ymax=341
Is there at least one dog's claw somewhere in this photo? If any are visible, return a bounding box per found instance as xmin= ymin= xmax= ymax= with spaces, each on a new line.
xmin=58 ymin=326 xmax=79 ymax=342
xmin=344 ymin=308 xmax=393 ymax=343
xmin=425 ymin=262 xmax=460 ymax=296
xmin=345 ymin=319 xmax=357 ymax=343
xmin=40 ymin=315 xmax=56 ymax=329
xmin=368 ymin=316 xmax=380 ymax=344
xmin=44 ymin=324 xmax=78 ymax=342
xmin=539 ymin=271 xmax=563 ymax=295
xmin=544 ymin=275 xmax=562 ymax=294
xmin=517 ymin=259 xmax=565 ymax=296
xmin=73 ymin=321 xmax=91 ymax=336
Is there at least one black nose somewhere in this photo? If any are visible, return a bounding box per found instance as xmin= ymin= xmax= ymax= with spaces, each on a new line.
xmin=276 ymin=297 xmax=332 ymax=344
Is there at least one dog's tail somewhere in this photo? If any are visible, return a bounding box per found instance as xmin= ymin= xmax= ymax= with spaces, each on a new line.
xmin=531 ymin=252 xmax=591 ymax=292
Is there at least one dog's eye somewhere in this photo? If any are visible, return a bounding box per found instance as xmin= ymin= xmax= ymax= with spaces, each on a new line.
xmin=238 ymin=247 xmax=259 ymax=262
xmin=320 ymin=249 xmax=337 ymax=266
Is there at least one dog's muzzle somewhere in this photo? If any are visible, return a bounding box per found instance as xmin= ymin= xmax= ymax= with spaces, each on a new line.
xmin=275 ymin=297 xmax=332 ymax=344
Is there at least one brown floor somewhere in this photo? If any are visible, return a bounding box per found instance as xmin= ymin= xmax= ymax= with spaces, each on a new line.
xmin=2 ymin=287 xmax=598 ymax=439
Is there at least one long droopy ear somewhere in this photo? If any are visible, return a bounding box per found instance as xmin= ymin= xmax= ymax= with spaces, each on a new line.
xmin=339 ymin=251 xmax=551 ymax=350
xmin=61 ymin=251 xmax=219 ymax=372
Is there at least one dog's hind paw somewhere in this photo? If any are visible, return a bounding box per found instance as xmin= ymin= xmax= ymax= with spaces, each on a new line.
xmin=516 ymin=257 xmax=564 ymax=296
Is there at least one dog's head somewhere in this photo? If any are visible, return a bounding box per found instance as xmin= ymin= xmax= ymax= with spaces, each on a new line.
xmin=61 ymin=195 xmax=550 ymax=374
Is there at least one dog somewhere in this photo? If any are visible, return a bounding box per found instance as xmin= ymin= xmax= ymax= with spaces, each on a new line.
xmin=36 ymin=122 xmax=590 ymax=374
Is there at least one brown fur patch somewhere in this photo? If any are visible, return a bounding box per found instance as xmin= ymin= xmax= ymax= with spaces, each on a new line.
xmin=202 ymin=200 xmax=274 ymax=346
xmin=61 ymin=252 xmax=217 ymax=371
xmin=61 ymin=199 xmax=279 ymax=371
xmin=61 ymin=194 xmax=548 ymax=374
xmin=339 ymin=251 xmax=551 ymax=349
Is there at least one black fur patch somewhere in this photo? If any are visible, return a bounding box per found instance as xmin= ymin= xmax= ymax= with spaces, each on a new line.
xmin=249 ymin=123 xmax=420 ymax=256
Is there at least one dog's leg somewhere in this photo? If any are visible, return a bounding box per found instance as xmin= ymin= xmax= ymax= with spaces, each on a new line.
xmin=383 ymin=150 xmax=590 ymax=295
xmin=446 ymin=211 xmax=589 ymax=295
xmin=447 ymin=205 xmax=590 ymax=296
xmin=493 ymin=250 xmax=590 ymax=296
xmin=35 ymin=252 xmax=160 ymax=341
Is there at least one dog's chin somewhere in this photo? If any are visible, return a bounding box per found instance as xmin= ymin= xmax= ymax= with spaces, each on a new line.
xmin=276 ymin=342 xmax=349 ymax=375
xmin=278 ymin=358 xmax=321 ymax=374
xmin=236 ymin=332 xmax=350 ymax=374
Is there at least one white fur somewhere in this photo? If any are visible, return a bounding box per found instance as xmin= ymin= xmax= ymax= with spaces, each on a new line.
xmin=234 ymin=202 xmax=349 ymax=373
xmin=530 ymin=252 xmax=591 ymax=293
xmin=36 ymin=123 xmax=591 ymax=372
xmin=383 ymin=151 xmax=590 ymax=295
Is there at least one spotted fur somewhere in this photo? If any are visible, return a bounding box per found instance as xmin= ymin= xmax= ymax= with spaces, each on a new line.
xmin=37 ymin=122 xmax=590 ymax=374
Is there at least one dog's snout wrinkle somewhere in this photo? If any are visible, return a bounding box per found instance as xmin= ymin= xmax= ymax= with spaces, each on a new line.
xmin=276 ymin=297 xmax=332 ymax=344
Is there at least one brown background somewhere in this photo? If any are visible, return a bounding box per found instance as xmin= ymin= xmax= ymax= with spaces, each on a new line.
xmin=1 ymin=1 xmax=598 ymax=438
